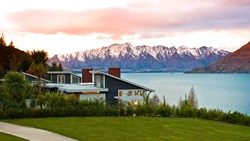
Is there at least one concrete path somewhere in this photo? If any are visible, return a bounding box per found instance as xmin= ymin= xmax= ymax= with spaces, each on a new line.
xmin=0 ymin=121 xmax=78 ymax=141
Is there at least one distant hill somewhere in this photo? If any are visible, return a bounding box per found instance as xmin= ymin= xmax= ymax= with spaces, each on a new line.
xmin=0 ymin=35 xmax=32 ymax=78
xmin=49 ymin=43 xmax=230 ymax=72
xmin=188 ymin=41 xmax=250 ymax=73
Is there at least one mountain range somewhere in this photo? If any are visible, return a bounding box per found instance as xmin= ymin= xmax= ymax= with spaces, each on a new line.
xmin=189 ymin=41 xmax=250 ymax=73
xmin=49 ymin=43 xmax=230 ymax=72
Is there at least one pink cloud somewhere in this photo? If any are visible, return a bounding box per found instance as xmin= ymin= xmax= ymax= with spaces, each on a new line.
xmin=222 ymin=0 xmax=250 ymax=5
xmin=6 ymin=0 xmax=250 ymax=39
xmin=7 ymin=8 xmax=181 ymax=39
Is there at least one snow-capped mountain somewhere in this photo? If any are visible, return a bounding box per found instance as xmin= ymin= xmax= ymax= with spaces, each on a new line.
xmin=49 ymin=42 xmax=230 ymax=72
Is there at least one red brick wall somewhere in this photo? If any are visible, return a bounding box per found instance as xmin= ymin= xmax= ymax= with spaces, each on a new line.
xmin=82 ymin=68 xmax=92 ymax=83
xmin=108 ymin=68 xmax=120 ymax=78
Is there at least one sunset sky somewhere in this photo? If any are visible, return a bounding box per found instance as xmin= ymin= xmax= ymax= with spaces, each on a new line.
xmin=1 ymin=0 xmax=250 ymax=57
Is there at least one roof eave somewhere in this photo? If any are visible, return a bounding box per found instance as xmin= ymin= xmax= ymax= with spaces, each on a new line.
xmin=90 ymin=71 xmax=155 ymax=92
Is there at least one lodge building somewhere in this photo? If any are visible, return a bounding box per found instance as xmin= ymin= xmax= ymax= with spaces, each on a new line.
xmin=25 ymin=68 xmax=155 ymax=106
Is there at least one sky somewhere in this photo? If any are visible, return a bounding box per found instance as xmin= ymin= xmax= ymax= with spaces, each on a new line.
xmin=1 ymin=0 xmax=250 ymax=57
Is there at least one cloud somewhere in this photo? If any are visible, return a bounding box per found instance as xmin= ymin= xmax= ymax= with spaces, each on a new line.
xmin=7 ymin=8 xmax=182 ymax=39
xmin=222 ymin=0 xmax=250 ymax=5
xmin=6 ymin=0 xmax=250 ymax=39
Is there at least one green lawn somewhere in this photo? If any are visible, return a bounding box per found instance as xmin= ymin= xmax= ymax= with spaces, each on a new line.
xmin=0 ymin=132 xmax=27 ymax=141
xmin=3 ymin=117 xmax=250 ymax=141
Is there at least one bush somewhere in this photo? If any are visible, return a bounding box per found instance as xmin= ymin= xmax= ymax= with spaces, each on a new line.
xmin=118 ymin=100 xmax=126 ymax=116
xmin=126 ymin=105 xmax=134 ymax=116
xmin=197 ymin=107 xmax=208 ymax=119
xmin=0 ymin=108 xmax=6 ymax=119
xmin=135 ymin=103 xmax=145 ymax=116
xmin=178 ymin=104 xmax=196 ymax=118
xmin=157 ymin=104 xmax=172 ymax=117
xmin=105 ymin=105 xmax=118 ymax=116
xmin=0 ymin=91 xmax=250 ymax=127
xmin=225 ymin=111 xmax=248 ymax=125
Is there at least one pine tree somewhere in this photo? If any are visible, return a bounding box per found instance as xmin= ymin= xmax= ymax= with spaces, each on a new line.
xmin=187 ymin=86 xmax=198 ymax=109
xmin=9 ymin=51 xmax=21 ymax=71
xmin=50 ymin=62 xmax=57 ymax=71
xmin=150 ymin=94 xmax=160 ymax=106
xmin=0 ymin=33 xmax=7 ymax=47
xmin=58 ymin=63 xmax=63 ymax=71
xmin=8 ymin=41 xmax=15 ymax=48
xmin=49 ymin=62 xmax=63 ymax=71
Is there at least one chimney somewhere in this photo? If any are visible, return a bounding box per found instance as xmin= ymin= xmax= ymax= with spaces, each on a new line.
xmin=82 ymin=68 xmax=92 ymax=83
xmin=108 ymin=68 xmax=120 ymax=78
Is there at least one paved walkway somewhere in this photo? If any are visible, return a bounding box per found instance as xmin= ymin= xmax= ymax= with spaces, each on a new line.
xmin=0 ymin=121 xmax=78 ymax=141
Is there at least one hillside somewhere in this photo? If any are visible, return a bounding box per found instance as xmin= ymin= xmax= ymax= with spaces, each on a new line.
xmin=0 ymin=35 xmax=32 ymax=78
xmin=49 ymin=43 xmax=230 ymax=72
xmin=189 ymin=41 xmax=250 ymax=73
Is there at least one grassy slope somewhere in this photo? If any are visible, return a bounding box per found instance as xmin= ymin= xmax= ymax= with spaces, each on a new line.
xmin=3 ymin=117 xmax=250 ymax=141
xmin=0 ymin=132 xmax=28 ymax=141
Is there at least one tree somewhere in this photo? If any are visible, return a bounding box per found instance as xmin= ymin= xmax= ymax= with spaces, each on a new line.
xmin=49 ymin=62 xmax=63 ymax=71
xmin=150 ymin=94 xmax=160 ymax=107
xmin=9 ymin=51 xmax=22 ymax=71
xmin=162 ymin=95 xmax=167 ymax=106
xmin=50 ymin=62 xmax=57 ymax=71
xmin=29 ymin=50 xmax=48 ymax=92
xmin=142 ymin=92 xmax=150 ymax=105
xmin=8 ymin=41 xmax=15 ymax=48
xmin=0 ymin=33 xmax=6 ymax=47
xmin=58 ymin=63 xmax=63 ymax=71
xmin=0 ymin=34 xmax=7 ymax=77
xmin=178 ymin=94 xmax=188 ymax=108
xmin=3 ymin=71 xmax=28 ymax=105
xmin=0 ymin=35 xmax=32 ymax=77
xmin=187 ymin=86 xmax=198 ymax=109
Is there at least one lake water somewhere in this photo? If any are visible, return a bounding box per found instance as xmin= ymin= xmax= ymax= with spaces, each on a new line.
xmin=121 ymin=73 xmax=250 ymax=115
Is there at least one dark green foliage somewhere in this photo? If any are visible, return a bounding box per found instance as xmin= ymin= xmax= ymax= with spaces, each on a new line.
xmin=126 ymin=105 xmax=134 ymax=116
xmin=49 ymin=62 xmax=63 ymax=71
xmin=118 ymin=100 xmax=126 ymax=116
xmin=157 ymin=104 xmax=172 ymax=117
xmin=58 ymin=63 xmax=63 ymax=71
xmin=29 ymin=50 xmax=48 ymax=93
xmin=105 ymin=105 xmax=118 ymax=116
xmin=0 ymin=34 xmax=32 ymax=78
xmin=0 ymin=89 xmax=249 ymax=126
xmin=3 ymin=72 xmax=29 ymax=106
xmin=135 ymin=103 xmax=145 ymax=116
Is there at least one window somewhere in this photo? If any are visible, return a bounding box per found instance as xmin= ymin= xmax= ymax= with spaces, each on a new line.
xmin=57 ymin=75 xmax=65 ymax=83
xmin=127 ymin=91 xmax=132 ymax=96
xmin=95 ymin=75 xmax=103 ymax=87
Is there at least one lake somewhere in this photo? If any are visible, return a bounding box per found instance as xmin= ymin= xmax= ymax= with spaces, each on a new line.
xmin=121 ymin=73 xmax=250 ymax=115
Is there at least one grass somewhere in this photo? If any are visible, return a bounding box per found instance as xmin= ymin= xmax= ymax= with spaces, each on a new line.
xmin=3 ymin=117 xmax=250 ymax=141
xmin=0 ymin=132 xmax=28 ymax=141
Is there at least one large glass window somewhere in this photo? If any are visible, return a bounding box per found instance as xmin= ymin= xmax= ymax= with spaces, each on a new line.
xmin=57 ymin=75 xmax=65 ymax=83
xmin=95 ymin=75 xmax=103 ymax=87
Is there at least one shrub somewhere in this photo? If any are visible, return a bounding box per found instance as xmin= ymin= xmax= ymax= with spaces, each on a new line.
xmin=226 ymin=111 xmax=248 ymax=125
xmin=0 ymin=108 xmax=6 ymax=119
xmin=105 ymin=105 xmax=118 ymax=116
xmin=157 ymin=104 xmax=172 ymax=117
xmin=135 ymin=103 xmax=146 ymax=116
xmin=197 ymin=107 xmax=208 ymax=119
xmin=118 ymin=100 xmax=126 ymax=116
xmin=178 ymin=105 xmax=196 ymax=117
xmin=126 ymin=105 xmax=134 ymax=116
xmin=3 ymin=71 xmax=29 ymax=105
xmin=37 ymin=94 xmax=46 ymax=108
